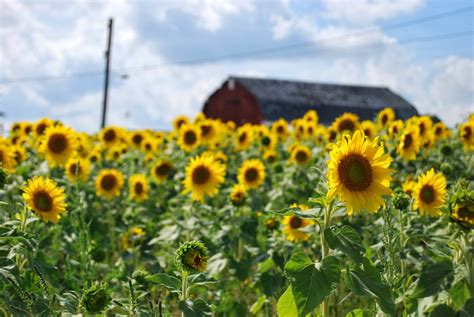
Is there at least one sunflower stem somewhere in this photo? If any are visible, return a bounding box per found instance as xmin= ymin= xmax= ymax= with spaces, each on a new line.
xmin=320 ymin=199 xmax=333 ymax=317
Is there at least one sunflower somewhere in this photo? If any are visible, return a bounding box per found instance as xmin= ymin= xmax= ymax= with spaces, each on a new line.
xmin=326 ymin=126 xmax=338 ymax=143
xmin=432 ymin=122 xmax=449 ymax=140
xmin=129 ymin=174 xmax=149 ymax=202
xmin=332 ymin=113 xmax=360 ymax=134
xmin=402 ymin=179 xmax=417 ymax=197
xmin=106 ymin=145 xmax=127 ymax=161
xmin=151 ymin=159 xmax=173 ymax=183
xmin=178 ymin=124 xmax=201 ymax=152
xmin=412 ymin=169 xmax=446 ymax=217
xmin=451 ymin=200 xmax=474 ymax=227
xmin=282 ymin=204 xmax=313 ymax=242
xmin=230 ymin=183 xmax=247 ymax=206
xmin=361 ymin=120 xmax=377 ymax=139
xmin=99 ymin=126 xmax=122 ymax=147
xmin=76 ymin=133 xmax=92 ymax=158
xmin=65 ymin=156 xmax=91 ymax=182
xmin=290 ymin=144 xmax=312 ymax=165
xmin=173 ymin=115 xmax=190 ymax=131
xmin=183 ymin=153 xmax=225 ymax=202
xmin=388 ymin=120 xmax=404 ymax=138
xmin=272 ymin=119 xmax=289 ymax=140
xmin=0 ymin=143 xmax=17 ymax=171
xmin=303 ymin=110 xmax=319 ymax=125
xmin=459 ymin=121 xmax=474 ymax=151
xmin=377 ymin=108 xmax=395 ymax=128
xmin=39 ymin=125 xmax=77 ymax=167
xmin=88 ymin=147 xmax=102 ymax=163
xmin=129 ymin=131 xmax=145 ymax=149
xmin=33 ymin=118 xmax=53 ymax=139
xmin=95 ymin=169 xmax=125 ymax=200
xmin=10 ymin=122 xmax=22 ymax=135
xmin=260 ymin=132 xmax=277 ymax=151
xmin=121 ymin=227 xmax=145 ymax=250
xmin=263 ymin=149 xmax=277 ymax=163
xmin=11 ymin=145 xmax=27 ymax=165
xmin=238 ymin=159 xmax=265 ymax=189
xmin=199 ymin=120 xmax=219 ymax=144
xmin=141 ymin=137 xmax=157 ymax=153
xmin=327 ymin=130 xmax=393 ymax=215
xmin=397 ymin=126 xmax=421 ymax=161
xmin=21 ymin=122 xmax=32 ymax=136
xmin=22 ymin=176 xmax=67 ymax=223
xmin=235 ymin=126 xmax=253 ymax=151
xmin=212 ymin=151 xmax=228 ymax=165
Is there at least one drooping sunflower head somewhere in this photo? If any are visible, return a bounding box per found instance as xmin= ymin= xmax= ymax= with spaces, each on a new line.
xmin=65 ymin=156 xmax=91 ymax=182
xmin=282 ymin=204 xmax=313 ymax=242
xmin=151 ymin=159 xmax=173 ymax=183
xmin=332 ymin=113 xmax=360 ymax=134
xmin=230 ymin=183 xmax=247 ymax=206
xmin=290 ymin=144 xmax=312 ymax=165
xmin=412 ymin=169 xmax=446 ymax=217
xmin=183 ymin=153 xmax=225 ymax=202
xmin=95 ymin=169 xmax=125 ymax=200
xmin=39 ymin=125 xmax=77 ymax=167
xmin=22 ymin=176 xmax=67 ymax=223
xmin=402 ymin=179 xmax=417 ymax=197
xmin=238 ymin=159 xmax=265 ymax=189
xmin=451 ymin=193 xmax=474 ymax=228
xmin=129 ymin=174 xmax=149 ymax=202
xmin=327 ymin=130 xmax=393 ymax=215
xmin=212 ymin=151 xmax=228 ymax=165
xmin=377 ymin=108 xmax=395 ymax=127
xmin=178 ymin=124 xmax=201 ymax=152
xmin=397 ymin=126 xmax=421 ymax=161
xmin=80 ymin=284 xmax=111 ymax=315
xmin=173 ymin=115 xmax=190 ymax=131
xmin=459 ymin=121 xmax=474 ymax=151
xmin=361 ymin=120 xmax=377 ymax=139
xmin=175 ymin=240 xmax=209 ymax=272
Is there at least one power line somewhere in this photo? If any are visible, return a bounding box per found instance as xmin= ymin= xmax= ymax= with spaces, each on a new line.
xmin=0 ymin=6 xmax=473 ymax=84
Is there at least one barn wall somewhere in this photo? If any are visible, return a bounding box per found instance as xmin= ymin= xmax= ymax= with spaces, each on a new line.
xmin=203 ymin=81 xmax=263 ymax=125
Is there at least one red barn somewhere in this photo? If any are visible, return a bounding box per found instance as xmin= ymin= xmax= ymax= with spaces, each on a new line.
xmin=203 ymin=76 xmax=418 ymax=125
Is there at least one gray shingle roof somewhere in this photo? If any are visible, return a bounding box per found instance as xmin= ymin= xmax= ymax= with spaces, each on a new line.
xmin=229 ymin=76 xmax=418 ymax=124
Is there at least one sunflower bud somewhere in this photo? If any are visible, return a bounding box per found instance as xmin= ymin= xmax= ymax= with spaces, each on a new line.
xmin=451 ymin=191 xmax=474 ymax=228
xmin=440 ymin=162 xmax=453 ymax=175
xmin=175 ymin=240 xmax=208 ymax=273
xmin=265 ymin=217 xmax=279 ymax=230
xmin=80 ymin=284 xmax=110 ymax=314
xmin=132 ymin=267 xmax=150 ymax=286
xmin=440 ymin=144 xmax=453 ymax=156
xmin=393 ymin=192 xmax=410 ymax=211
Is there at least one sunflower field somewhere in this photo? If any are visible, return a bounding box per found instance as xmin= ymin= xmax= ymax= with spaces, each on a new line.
xmin=0 ymin=109 xmax=473 ymax=316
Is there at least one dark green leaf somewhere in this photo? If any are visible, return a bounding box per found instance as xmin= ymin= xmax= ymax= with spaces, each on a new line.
xmin=179 ymin=299 xmax=212 ymax=317
xmin=324 ymin=225 xmax=365 ymax=262
xmin=425 ymin=304 xmax=455 ymax=317
xmin=409 ymin=258 xmax=453 ymax=299
xmin=345 ymin=258 xmax=396 ymax=316
xmin=146 ymin=273 xmax=181 ymax=291
xmin=187 ymin=273 xmax=218 ymax=286
xmin=345 ymin=308 xmax=371 ymax=317
xmin=285 ymin=252 xmax=340 ymax=317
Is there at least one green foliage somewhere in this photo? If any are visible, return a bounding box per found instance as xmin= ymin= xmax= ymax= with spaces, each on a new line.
xmin=409 ymin=258 xmax=454 ymax=299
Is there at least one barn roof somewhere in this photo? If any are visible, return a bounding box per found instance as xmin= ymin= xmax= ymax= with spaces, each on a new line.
xmin=227 ymin=76 xmax=418 ymax=123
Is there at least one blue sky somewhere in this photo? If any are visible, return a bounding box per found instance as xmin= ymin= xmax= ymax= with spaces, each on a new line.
xmin=0 ymin=0 xmax=473 ymax=132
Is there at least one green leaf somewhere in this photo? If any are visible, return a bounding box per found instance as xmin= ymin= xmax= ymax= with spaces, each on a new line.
xmin=187 ymin=273 xmax=218 ymax=286
xmin=277 ymin=286 xmax=298 ymax=317
xmin=250 ymin=295 xmax=266 ymax=314
xmin=285 ymin=252 xmax=340 ymax=317
xmin=258 ymin=257 xmax=275 ymax=273
xmin=345 ymin=308 xmax=371 ymax=317
xmin=345 ymin=258 xmax=396 ymax=316
xmin=146 ymin=273 xmax=181 ymax=291
xmin=324 ymin=225 xmax=365 ymax=262
xmin=409 ymin=258 xmax=453 ymax=299
xmin=179 ymin=299 xmax=212 ymax=317
xmin=269 ymin=207 xmax=322 ymax=219
xmin=425 ymin=304 xmax=455 ymax=317
xmin=459 ymin=298 xmax=474 ymax=317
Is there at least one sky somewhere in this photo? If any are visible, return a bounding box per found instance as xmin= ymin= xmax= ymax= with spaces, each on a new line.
xmin=0 ymin=0 xmax=473 ymax=132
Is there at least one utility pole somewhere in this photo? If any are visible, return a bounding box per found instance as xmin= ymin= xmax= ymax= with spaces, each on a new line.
xmin=101 ymin=18 xmax=113 ymax=129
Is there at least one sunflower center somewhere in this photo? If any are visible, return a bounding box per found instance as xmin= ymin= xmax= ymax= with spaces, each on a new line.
xmin=33 ymin=191 xmax=53 ymax=212
xmin=37 ymin=123 xmax=47 ymax=135
xmin=295 ymin=150 xmax=308 ymax=163
xmin=48 ymin=133 xmax=68 ymax=154
xmin=245 ymin=168 xmax=258 ymax=182
xmin=184 ymin=131 xmax=197 ymax=145
xmin=192 ymin=166 xmax=211 ymax=184
xmin=338 ymin=154 xmax=372 ymax=191
xmin=435 ymin=127 xmax=442 ymax=136
xmin=134 ymin=182 xmax=144 ymax=194
xmin=69 ymin=163 xmax=81 ymax=175
xmin=177 ymin=119 xmax=186 ymax=129
xmin=262 ymin=136 xmax=271 ymax=146
xmin=145 ymin=143 xmax=152 ymax=151
xmin=277 ymin=126 xmax=284 ymax=134
xmin=419 ymin=123 xmax=425 ymax=135
xmin=392 ymin=126 xmax=399 ymax=134
xmin=338 ymin=119 xmax=355 ymax=132
xmin=101 ymin=174 xmax=117 ymax=191
xmin=457 ymin=206 xmax=473 ymax=219
xmin=104 ymin=129 xmax=116 ymax=142
xmin=132 ymin=134 xmax=143 ymax=145
xmin=381 ymin=114 xmax=388 ymax=125
xmin=238 ymin=132 xmax=247 ymax=143
xmin=201 ymin=125 xmax=211 ymax=137
xmin=329 ymin=130 xmax=337 ymax=141
xmin=156 ymin=163 xmax=171 ymax=176
xmin=289 ymin=216 xmax=303 ymax=229
xmin=364 ymin=129 xmax=371 ymax=137
xmin=25 ymin=126 xmax=32 ymax=134
xmin=403 ymin=134 xmax=413 ymax=149
xmin=419 ymin=185 xmax=435 ymax=204
xmin=462 ymin=126 xmax=472 ymax=140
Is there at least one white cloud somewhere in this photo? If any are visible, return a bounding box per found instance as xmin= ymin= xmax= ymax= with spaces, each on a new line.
xmin=322 ymin=0 xmax=425 ymax=24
